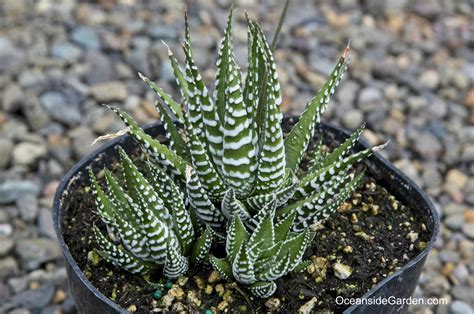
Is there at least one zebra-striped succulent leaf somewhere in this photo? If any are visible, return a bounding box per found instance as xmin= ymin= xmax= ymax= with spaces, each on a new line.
xmin=89 ymin=149 xmax=210 ymax=280
xmin=92 ymin=7 xmax=387 ymax=296
xmin=284 ymin=43 xmax=351 ymax=172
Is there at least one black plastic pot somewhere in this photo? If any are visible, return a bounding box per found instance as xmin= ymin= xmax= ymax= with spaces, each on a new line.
xmin=53 ymin=118 xmax=439 ymax=313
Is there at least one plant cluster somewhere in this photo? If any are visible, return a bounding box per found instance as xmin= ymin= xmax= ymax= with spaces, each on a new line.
xmin=89 ymin=8 xmax=386 ymax=298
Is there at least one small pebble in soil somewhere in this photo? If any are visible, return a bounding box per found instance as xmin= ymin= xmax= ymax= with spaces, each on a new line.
xmin=152 ymin=289 xmax=162 ymax=299
xmin=343 ymin=245 xmax=353 ymax=254
xmin=265 ymin=298 xmax=281 ymax=311
xmin=333 ymin=262 xmax=353 ymax=279
xmin=215 ymin=284 xmax=225 ymax=297
xmin=87 ymin=250 xmax=100 ymax=266
xmin=208 ymin=270 xmax=220 ymax=283
xmin=217 ymin=300 xmax=228 ymax=311
xmin=204 ymin=284 xmax=213 ymax=295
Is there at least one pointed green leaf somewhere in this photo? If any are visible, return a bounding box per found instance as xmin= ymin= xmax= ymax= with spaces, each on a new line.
xmin=244 ymin=198 xmax=277 ymax=231
xmin=243 ymin=14 xmax=262 ymax=125
xmin=295 ymin=142 xmax=388 ymax=199
xmin=110 ymin=202 xmax=150 ymax=260
xmin=93 ymin=225 xmax=156 ymax=274
xmin=293 ymin=172 xmax=365 ymax=232
xmin=257 ymin=251 xmax=291 ymax=281
xmin=248 ymin=281 xmax=277 ymax=298
xmin=214 ymin=8 xmax=233 ymax=123
xmin=293 ymin=260 xmax=312 ymax=273
xmin=318 ymin=123 xmax=365 ymax=170
xmin=221 ymin=30 xmax=257 ymax=196
xmin=138 ymin=72 xmax=183 ymax=119
xmin=154 ymin=100 xmax=189 ymax=161
xmin=147 ymin=163 xmax=194 ymax=255
xmin=252 ymin=21 xmax=286 ymax=194
xmin=253 ymin=242 xmax=282 ymax=273
xmin=185 ymin=166 xmax=225 ymax=228
xmin=107 ymin=106 xmax=187 ymax=178
xmin=221 ymin=188 xmax=250 ymax=220
xmin=284 ymin=44 xmax=351 ymax=171
xmin=185 ymin=117 xmax=226 ymax=201
xmin=118 ymin=147 xmax=172 ymax=226
xmin=163 ymin=232 xmax=188 ymax=279
xmin=307 ymin=136 xmax=324 ymax=174
xmin=209 ymin=255 xmax=233 ymax=280
xmin=232 ymin=242 xmax=256 ymax=284
xmin=226 ymin=215 xmax=249 ymax=263
xmin=276 ymin=230 xmax=312 ymax=271
xmin=182 ymin=29 xmax=224 ymax=170
xmin=274 ymin=211 xmax=296 ymax=243
xmin=163 ymin=42 xmax=189 ymax=101
xmin=88 ymin=168 xmax=116 ymax=226
xmin=132 ymin=188 xmax=170 ymax=263
xmin=247 ymin=210 xmax=275 ymax=255
xmin=191 ymin=226 xmax=213 ymax=265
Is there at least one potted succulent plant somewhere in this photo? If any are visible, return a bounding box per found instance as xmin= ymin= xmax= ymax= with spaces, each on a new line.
xmin=53 ymin=5 xmax=439 ymax=313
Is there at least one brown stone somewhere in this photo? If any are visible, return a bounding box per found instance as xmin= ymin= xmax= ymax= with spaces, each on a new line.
xmin=464 ymin=89 xmax=474 ymax=108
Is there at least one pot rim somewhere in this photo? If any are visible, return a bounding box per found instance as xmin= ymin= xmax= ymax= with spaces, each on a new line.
xmin=53 ymin=119 xmax=439 ymax=312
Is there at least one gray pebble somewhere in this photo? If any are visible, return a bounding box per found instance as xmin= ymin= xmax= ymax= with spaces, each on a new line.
xmin=90 ymin=81 xmax=128 ymax=102
xmin=450 ymin=300 xmax=473 ymax=314
xmin=148 ymin=24 xmax=179 ymax=40
xmin=0 ymin=138 xmax=14 ymax=169
xmin=84 ymin=51 xmax=115 ymax=84
xmin=1 ymin=84 xmax=23 ymax=112
xmin=444 ymin=214 xmax=464 ymax=231
xmin=342 ymin=109 xmax=364 ymax=130
xmin=0 ymin=37 xmax=26 ymax=74
xmin=0 ymin=238 xmax=14 ymax=257
xmin=16 ymin=194 xmax=39 ymax=223
xmin=71 ymin=26 xmax=100 ymax=50
xmin=0 ymin=257 xmax=19 ymax=279
xmin=12 ymin=142 xmax=47 ymax=167
xmin=412 ymin=132 xmax=442 ymax=160
xmin=21 ymin=94 xmax=50 ymax=131
xmin=452 ymin=264 xmax=470 ymax=284
xmin=15 ymin=238 xmax=62 ymax=270
xmin=40 ymin=91 xmax=82 ymax=125
xmin=38 ymin=208 xmax=56 ymax=240
xmin=50 ymin=42 xmax=82 ymax=62
xmin=69 ymin=126 xmax=96 ymax=158
xmin=462 ymin=223 xmax=474 ymax=240
xmin=11 ymin=284 xmax=55 ymax=310
xmin=451 ymin=286 xmax=474 ymax=304
xmin=8 ymin=276 xmax=29 ymax=294
xmin=357 ymin=87 xmax=383 ymax=112
xmin=0 ymin=181 xmax=40 ymax=205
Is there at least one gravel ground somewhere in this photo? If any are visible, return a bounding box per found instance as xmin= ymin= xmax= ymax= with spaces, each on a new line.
xmin=0 ymin=0 xmax=472 ymax=313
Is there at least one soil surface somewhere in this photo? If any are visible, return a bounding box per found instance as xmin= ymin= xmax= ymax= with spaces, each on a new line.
xmin=62 ymin=126 xmax=432 ymax=313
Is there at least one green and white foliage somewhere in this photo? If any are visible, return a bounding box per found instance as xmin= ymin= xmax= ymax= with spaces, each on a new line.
xmin=95 ymin=7 xmax=387 ymax=293
xmin=89 ymin=148 xmax=212 ymax=279
xmin=209 ymin=206 xmax=314 ymax=298
xmin=108 ymin=9 xmax=384 ymax=233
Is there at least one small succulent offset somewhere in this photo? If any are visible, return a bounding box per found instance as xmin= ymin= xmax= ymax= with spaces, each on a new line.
xmin=89 ymin=8 xmax=387 ymax=298
xmin=210 ymin=204 xmax=314 ymax=298
xmin=89 ymin=147 xmax=212 ymax=279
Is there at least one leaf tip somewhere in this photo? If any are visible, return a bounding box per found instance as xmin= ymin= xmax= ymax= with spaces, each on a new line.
xmin=161 ymin=40 xmax=173 ymax=56
xmin=372 ymin=140 xmax=390 ymax=152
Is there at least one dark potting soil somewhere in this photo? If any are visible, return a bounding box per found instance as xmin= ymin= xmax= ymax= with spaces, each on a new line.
xmin=62 ymin=124 xmax=431 ymax=313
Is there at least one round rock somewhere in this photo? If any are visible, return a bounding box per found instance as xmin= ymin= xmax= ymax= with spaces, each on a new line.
xmin=12 ymin=142 xmax=47 ymax=167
